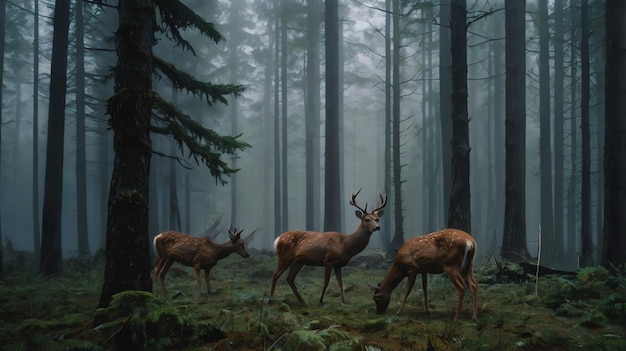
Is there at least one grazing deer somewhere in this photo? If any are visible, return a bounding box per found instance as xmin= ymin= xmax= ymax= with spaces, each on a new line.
xmin=151 ymin=228 xmax=250 ymax=295
xmin=269 ymin=189 xmax=387 ymax=305
xmin=370 ymin=228 xmax=478 ymax=321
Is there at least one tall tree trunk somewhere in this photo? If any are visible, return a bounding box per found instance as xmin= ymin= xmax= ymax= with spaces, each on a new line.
xmin=280 ymin=1 xmax=289 ymax=232
xmin=383 ymin=0 xmax=392 ymax=248
xmin=0 ymin=0 xmax=5 ymax=278
xmin=538 ymin=0 xmax=554 ymax=263
xmin=305 ymin=0 xmax=321 ymax=231
xmin=75 ymin=0 xmax=90 ymax=255
xmin=229 ymin=0 xmax=242 ymax=228
xmin=273 ymin=0 xmax=282 ymax=236
xmin=566 ymin=1 xmax=578 ymax=264
xmin=324 ymin=0 xmax=341 ymax=232
xmin=580 ymin=0 xmax=593 ymax=265
xmin=168 ymin=89 xmax=181 ymax=231
xmin=553 ymin=0 xmax=565 ymax=263
xmin=593 ymin=44 xmax=605 ymax=265
xmin=602 ymin=0 xmax=626 ymax=268
xmin=97 ymin=0 xmax=154 ymax=310
xmin=390 ymin=0 xmax=404 ymax=249
xmin=447 ymin=0 xmax=471 ymax=233
xmin=439 ymin=0 xmax=452 ymax=225
xmin=40 ymin=0 xmax=71 ymax=276
xmin=501 ymin=0 xmax=530 ymax=260
xmin=32 ymin=0 xmax=41 ymax=260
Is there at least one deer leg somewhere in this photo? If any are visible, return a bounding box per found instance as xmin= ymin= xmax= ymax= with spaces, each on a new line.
xmin=269 ymin=260 xmax=292 ymax=300
xmin=286 ymin=261 xmax=306 ymax=304
xmin=193 ymin=264 xmax=203 ymax=294
xmin=446 ymin=268 xmax=466 ymax=321
xmin=466 ymin=269 xmax=479 ymax=320
xmin=204 ymin=269 xmax=211 ymax=295
xmin=397 ymin=272 xmax=416 ymax=315
xmin=319 ymin=264 xmax=334 ymax=304
xmin=421 ymin=272 xmax=429 ymax=314
xmin=333 ymin=266 xmax=345 ymax=304
xmin=158 ymin=258 xmax=175 ymax=293
xmin=151 ymin=257 xmax=163 ymax=283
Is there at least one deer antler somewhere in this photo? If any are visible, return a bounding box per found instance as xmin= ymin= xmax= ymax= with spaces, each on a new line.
xmin=228 ymin=227 xmax=244 ymax=240
xmin=349 ymin=188 xmax=368 ymax=213
xmin=372 ymin=192 xmax=387 ymax=213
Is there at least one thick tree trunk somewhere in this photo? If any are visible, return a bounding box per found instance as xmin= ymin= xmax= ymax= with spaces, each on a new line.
xmin=40 ymin=0 xmax=71 ymax=276
xmin=97 ymin=0 xmax=155 ymax=311
xmin=553 ymin=0 xmax=565 ymax=263
xmin=75 ymin=0 xmax=90 ymax=255
xmin=602 ymin=0 xmax=626 ymax=268
xmin=390 ymin=0 xmax=404 ymax=249
xmin=306 ymin=0 xmax=321 ymax=231
xmin=447 ymin=0 xmax=471 ymax=233
xmin=324 ymin=0 xmax=342 ymax=232
xmin=501 ymin=0 xmax=530 ymax=260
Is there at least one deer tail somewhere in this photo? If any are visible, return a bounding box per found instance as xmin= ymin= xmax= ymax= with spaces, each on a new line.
xmin=461 ymin=239 xmax=476 ymax=278
xmin=273 ymin=236 xmax=280 ymax=252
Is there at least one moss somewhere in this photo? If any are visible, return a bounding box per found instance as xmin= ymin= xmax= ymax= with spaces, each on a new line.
xmin=113 ymin=189 xmax=147 ymax=206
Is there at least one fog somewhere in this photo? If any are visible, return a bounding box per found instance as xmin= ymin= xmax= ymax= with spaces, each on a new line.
xmin=0 ymin=0 xmax=605 ymax=269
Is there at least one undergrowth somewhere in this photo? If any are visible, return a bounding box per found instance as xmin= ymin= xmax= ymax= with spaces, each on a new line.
xmin=0 ymin=250 xmax=625 ymax=350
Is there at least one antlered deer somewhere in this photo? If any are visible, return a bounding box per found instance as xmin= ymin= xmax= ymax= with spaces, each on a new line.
xmin=151 ymin=228 xmax=250 ymax=295
xmin=269 ymin=189 xmax=386 ymax=305
xmin=370 ymin=229 xmax=478 ymax=321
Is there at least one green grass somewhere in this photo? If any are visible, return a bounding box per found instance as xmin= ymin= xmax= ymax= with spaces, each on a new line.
xmin=1 ymin=250 xmax=625 ymax=350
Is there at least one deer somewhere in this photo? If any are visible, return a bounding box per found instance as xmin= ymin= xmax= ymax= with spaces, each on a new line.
xmin=151 ymin=227 xmax=251 ymax=295
xmin=269 ymin=189 xmax=387 ymax=305
xmin=370 ymin=228 xmax=478 ymax=321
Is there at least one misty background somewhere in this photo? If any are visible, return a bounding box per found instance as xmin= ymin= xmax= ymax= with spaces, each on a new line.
xmin=0 ymin=0 xmax=605 ymax=269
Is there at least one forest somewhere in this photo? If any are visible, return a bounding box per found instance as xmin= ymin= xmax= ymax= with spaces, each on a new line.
xmin=0 ymin=0 xmax=625 ymax=350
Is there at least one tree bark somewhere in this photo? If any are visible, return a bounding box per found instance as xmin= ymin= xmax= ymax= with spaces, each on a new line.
xmin=538 ymin=0 xmax=554 ymax=263
xmin=324 ymin=0 xmax=342 ymax=232
xmin=75 ymin=0 xmax=90 ymax=255
xmin=305 ymin=0 xmax=321 ymax=231
xmin=501 ymin=0 xmax=530 ymax=260
xmin=447 ymin=0 xmax=471 ymax=233
xmin=602 ymin=0 xmax=626 ymax=268
xmin=97 ymin=0 xmax=155 ymax=310
xmin=580 ymin=0 xmax=593 ymax=265
xmin=40 ymin=0 xmax=71 ymax=276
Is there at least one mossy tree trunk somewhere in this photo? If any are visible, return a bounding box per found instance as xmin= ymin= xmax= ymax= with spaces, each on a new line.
xmin=97 ymin=0 xmax=155 ymax=312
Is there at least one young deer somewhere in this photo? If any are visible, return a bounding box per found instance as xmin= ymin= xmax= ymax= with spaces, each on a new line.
xmin=269 ymin=189 xmax=387 ymax=305
xmin=370 ymin=228 xmax=478 ymax=321
xmin=151 ymin=228 xmax=250 ymax=295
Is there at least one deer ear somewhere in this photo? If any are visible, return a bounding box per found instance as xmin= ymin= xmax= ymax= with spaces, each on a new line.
xmin=355 ymin=210 xmax=364 ymax=219
xmin=374 ymin=210 xmax=384 ymax=217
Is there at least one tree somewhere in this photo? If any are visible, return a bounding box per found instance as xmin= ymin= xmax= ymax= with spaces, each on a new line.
xmin=538 ymin=0 xmax=554 ymax=263
xmin=32 ymin=0 xmax=41 ymax=261
xmin=75 ymin=0 xmax=90 ymax=255
xmin=501 ymin=0 xmax=530 ymax=261
xmin=0 ymin=0 xmax=5 ymax=278
xmin=602 ymin=0 xmax=626 ymax=269
xmin=439 ymin=0 xmax=452 ymax=226
xmin=389 ymin=0 xmax=403 ymax=249
xmin=324 ymin=0 xmax=341 ymax=232
xmin=553 ymin=0 xmax=566 ymax=263
xmin=447 ymin=0 xmax=471 ymax=233
xmin=40 ymin=0 xmax=71 ymax=276
xmin=580 ymin=0 xmax=593 ymax=265
xmin=305 ymin=0 xmax=322 ymax=231
xmin=97 ymin=0 xmax=249 ymax=312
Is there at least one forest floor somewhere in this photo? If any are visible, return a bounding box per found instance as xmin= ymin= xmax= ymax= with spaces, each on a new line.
xmin=0 ymin=249 xmax=625 ymax=351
